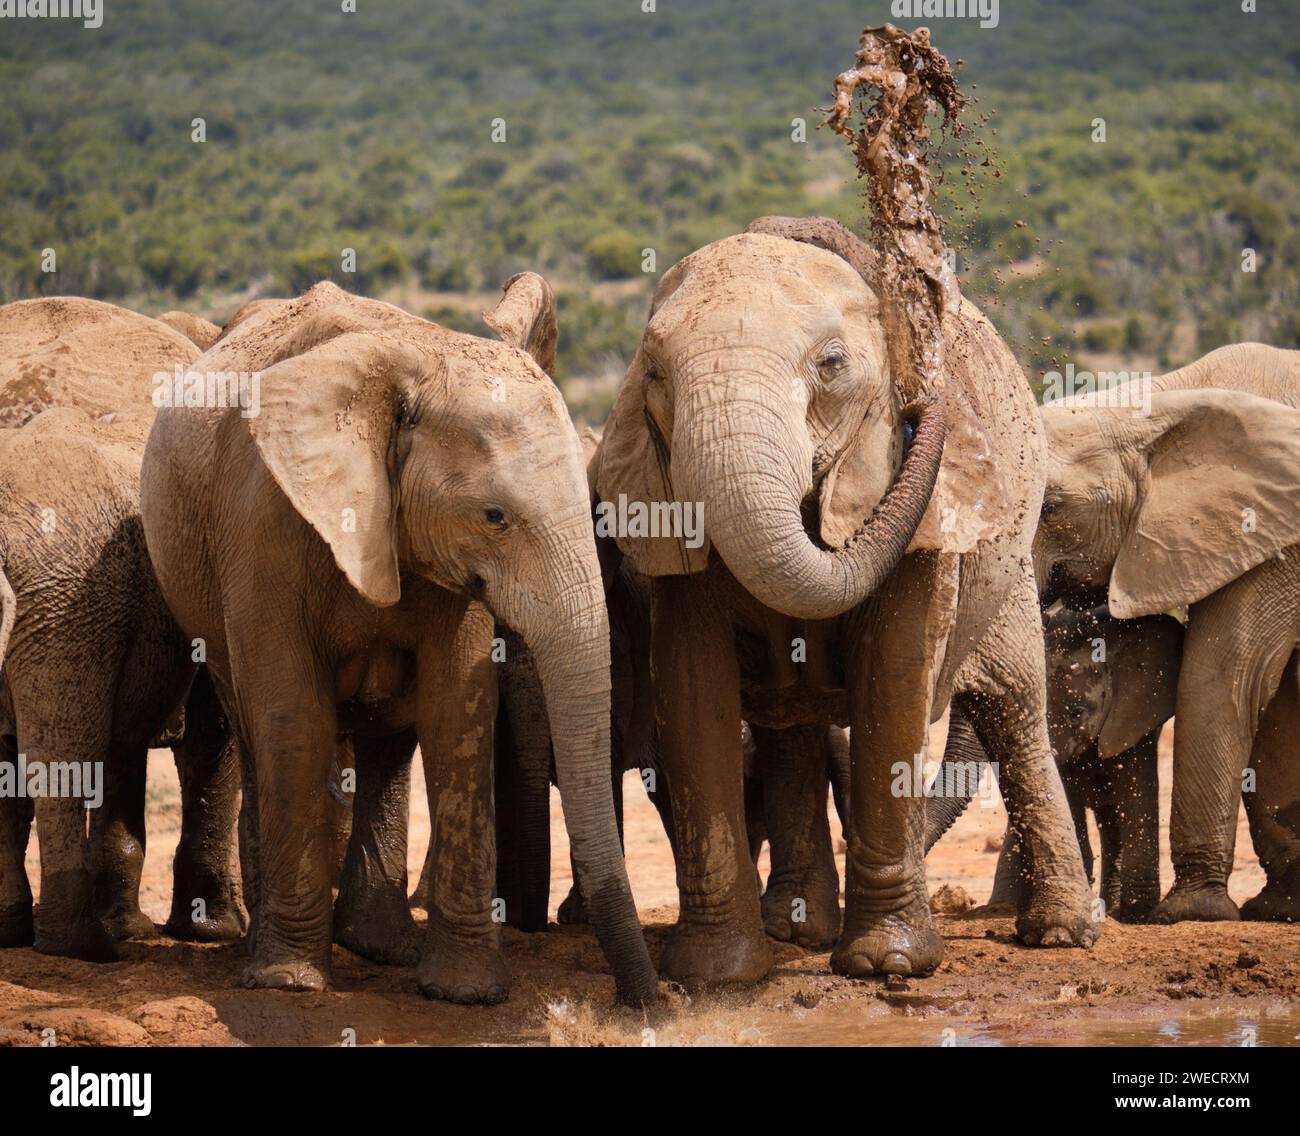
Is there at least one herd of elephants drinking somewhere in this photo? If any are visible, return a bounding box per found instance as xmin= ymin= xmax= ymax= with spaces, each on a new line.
xmin=0 ymin=213 xmax=1297 ymax=1010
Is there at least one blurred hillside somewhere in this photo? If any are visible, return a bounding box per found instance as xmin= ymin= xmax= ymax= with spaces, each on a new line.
xmin=2 ymin=0 xmax=1296 ymax=418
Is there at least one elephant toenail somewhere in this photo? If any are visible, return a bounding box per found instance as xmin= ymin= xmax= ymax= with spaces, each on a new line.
xmin=882 ymin=952 xmax=912 ymax=975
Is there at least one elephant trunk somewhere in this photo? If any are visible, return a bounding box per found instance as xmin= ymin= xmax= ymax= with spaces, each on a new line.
xmin=923 ymin=708 xmax=990 ymax=852
xmin=675 ymin=373 xmax=945 ymax=621
xmin=500 ymin=509 xmax=657 ymax=1006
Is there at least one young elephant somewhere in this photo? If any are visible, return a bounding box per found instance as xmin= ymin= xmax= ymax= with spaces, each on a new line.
xmin=0 ymin=298 xmax=243 ymax=957
xmin=927 ymin=608 xmax=1184 ymax=922
xmin=595 ymin=216 xmax=1096 ymax=990
xmin=140 ymin=279 xmax=656 ymax=1005
xmin=1035 ymin=343 xmax=1300 ymax=922
xmin=483 ymin=425 xmax=849 ymax=938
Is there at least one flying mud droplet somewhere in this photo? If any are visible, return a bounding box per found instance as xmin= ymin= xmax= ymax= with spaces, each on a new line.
xmin=823 ymin=23 xmax=970 ymax=401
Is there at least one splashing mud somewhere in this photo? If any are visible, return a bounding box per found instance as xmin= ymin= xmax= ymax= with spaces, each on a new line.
xmin=824 ymin=23 xmax=969 ymax=400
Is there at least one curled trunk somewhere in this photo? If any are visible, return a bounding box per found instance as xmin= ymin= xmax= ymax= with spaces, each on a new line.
xmin=678 ymin=377 xmax=945 ymax=621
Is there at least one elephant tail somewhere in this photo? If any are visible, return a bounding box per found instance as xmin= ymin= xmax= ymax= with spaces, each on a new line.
xmin=0 ymin=567 xmax=15 ymax=674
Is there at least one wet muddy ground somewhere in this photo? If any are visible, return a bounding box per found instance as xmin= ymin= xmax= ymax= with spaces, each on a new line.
xmin=2 ymin=722 xmax=1297 ymax=1046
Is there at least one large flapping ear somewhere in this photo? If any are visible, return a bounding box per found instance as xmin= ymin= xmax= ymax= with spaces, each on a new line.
xmin=483 ymin=272 xmax=557 ymax=378
xmin=1097 ymin=614 xmax=1184 ymax=758
xmin=595 ymin=350 xmax=711 ymax=576
xmin=906 ymin=300 xmax=1012 ymax=554
xmin=579 ymin=426 xmax=602 ymax=500
xmin=248 ymin=331 xmax=430 ymax=608
xmin=1109 ymin=389 xmax=1300 ymax=618
xmin=763 ymin=213 xmax=1008 ymax=554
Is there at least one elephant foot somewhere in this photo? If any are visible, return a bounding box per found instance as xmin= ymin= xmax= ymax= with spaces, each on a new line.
xmin=0 ymin=902 xmax=34 ymax=948
xmin=761 ymin=874 xmax=841 ymax=949
xmin=1150 ymin=882 xmax=1239 ymax=924
xmin=1109 ymin=890 xmax=1159 ymax=925
xmin=417 ymin=938 xmax=509 ymax=1004
xmin=165 ymin=901 xmax=246 ymax=943
xmin=242 ymin=957 xmax=330 ymax=992
xmin=34 ymin=915 xmax=119 ymax=963
xmin=831 ymin=895 xmax=943 ymax=979
xmin=1240 ymin=872 xmax=1300 ymax=923
xmin=101 ymin=905 xmax=157 ymax=943
xmin=556 ymin=886 xmax=587 ymax=925
xmin=334 ymin=888 xmax=421 ymax=967
xmin=1016 ymin=881 xmax=1101 ymax=948
xmin=659 ymin=919 xmax=772 ymax=992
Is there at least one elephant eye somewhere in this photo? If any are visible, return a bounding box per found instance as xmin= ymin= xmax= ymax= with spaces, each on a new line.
xmin=484 ymin=507 xmax=507 ymax=528
xmin=817 ymin=348 xmax=848 ymax=376
xmin=1041 ymin=494 xmax=1063 ymax=518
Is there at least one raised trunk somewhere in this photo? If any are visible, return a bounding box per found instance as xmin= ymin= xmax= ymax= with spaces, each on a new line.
xmin=677 ymin=376 xmax=944 ymax=621
xmin=499 ymin=512 xmax=657 ymax=1005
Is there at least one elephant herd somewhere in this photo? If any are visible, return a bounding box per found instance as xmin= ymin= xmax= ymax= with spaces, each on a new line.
xmin=0 ymin=215 xmax=1296 ymax=1011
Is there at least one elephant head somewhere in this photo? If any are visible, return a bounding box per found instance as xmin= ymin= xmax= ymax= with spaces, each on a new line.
xmin=595 ymin=217 xmax=1009 ymax=621
xmin=1035 ymin=382 xmax=1300 ymax=618
xmin=1044 ymin=607 xmax=1184 ymax=765
xmin=235 ymin=278 xmax=654 ymax=1004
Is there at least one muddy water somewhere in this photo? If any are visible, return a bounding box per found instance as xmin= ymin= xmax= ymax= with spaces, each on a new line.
xmin=824 ymin=22 xmax=968 ymax=401
xmin=754 ymin=1003 xmax=1300 ymax=1047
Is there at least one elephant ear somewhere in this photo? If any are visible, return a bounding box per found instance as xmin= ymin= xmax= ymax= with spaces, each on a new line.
xmin=249 ymin=331 xmax=428 ymax=608
xmin=907 ymin=301 xmax=1012 ymax=554
xmin=1097 ymin=615 xmax=1184 ymax=758
xmin=820 ymin=300 xmax=1009 ymax=554
xmin=483 ymin=272 xmax=557 ymax=378
xmin=1109 ymin=389 xmax=1300 ymax=618
xmin=596 ymin=351 xmax=711 ymax=576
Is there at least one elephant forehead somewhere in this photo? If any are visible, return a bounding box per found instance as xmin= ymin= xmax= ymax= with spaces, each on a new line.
xmin=669 ymin=233 xmax=867 ymax=306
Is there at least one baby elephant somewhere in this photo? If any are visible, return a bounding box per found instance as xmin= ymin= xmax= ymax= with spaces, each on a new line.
xmin=928 ymin=608 xmax=1184 ymax=923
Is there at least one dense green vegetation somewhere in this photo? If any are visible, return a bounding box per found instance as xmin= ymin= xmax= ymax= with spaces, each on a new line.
xmin=2 ymin=1 xmax=1296 ymax=416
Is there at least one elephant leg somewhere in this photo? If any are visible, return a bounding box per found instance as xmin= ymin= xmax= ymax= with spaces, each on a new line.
xmin=653 ymin=573 xmax=770 ymax=991
xmin=493 ymin=714 xmax=524 ymax=927
xmin=229 ymin=649 xmax=337 ymax=992
xmin=498 ymin=637 xmax=553 ymax=931
xmin=412 ymin=838 xmax=432 ymax=912
xmin=334 ymin=730 xmax=420 ymax=965
xmin=1062 ymin=762 xmax=1095 ymax=889
xmin=326 ymin=738 xmax=354 ymax=892
xmin=984 ymin=770 xmax=1085 ymax=912
xmin=1099 ymin=736 xmax=1161 ymax=921
xmin=833 ymin=555 xmax=948 ymax=980
xmin=1241 ymin=652 xmax=1300 ymax=922
xmin=0 ymin=733 xmax=35 ymax=947
xmin=23 ymin=718 xmax=117 ymax=961
xmin=744 ymin=766 xmax=766 ymax=865
xmin=416 ymin=599 xmax=509 ymax=1005
xmin=957 ymin=575 xmax=1098 ymax=949
xmin=753 ymin=723 xmax=841 ymax=948
xmin=827 ymin=726 xmax=851 ymax=834
xmin=88 ymin=743 xmax=154 ymax=941
xmin=1153 ymin=568 xmax=1299 ymax=924
xmin=165 ymin=669 xmax=245 ymax=942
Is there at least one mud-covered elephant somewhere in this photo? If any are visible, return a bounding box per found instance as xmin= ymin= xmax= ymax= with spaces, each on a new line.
xmin=1035 ymin=343 xmax=1300 ymax=922
xmin=140 ymin=278 xmax=656 ymax=1005
xmin=594 ymin=216 xmax=1097 ymax=989
xmin=928 ymin=607 xmax=1184 ymax=922
xmin=481 ymin=423 xmax=851 ymax=935
xmin=0 ymin=298 xmax=243 ymax=958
